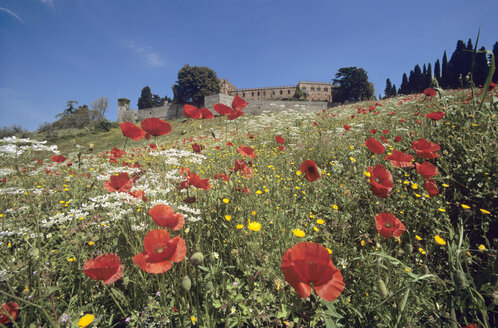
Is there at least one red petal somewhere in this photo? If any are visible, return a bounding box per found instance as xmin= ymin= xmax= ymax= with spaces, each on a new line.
xmin=141 ymin=118 xmax=172 ymax=136
xmin=231 ymin=95 xmax=248 ymax=111
xmin=120 ymin=122 xmax=145 ymax=141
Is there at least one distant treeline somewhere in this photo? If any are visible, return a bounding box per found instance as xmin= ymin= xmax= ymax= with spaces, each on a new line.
xmin=385 ymin=39 xmax=498 ymax=98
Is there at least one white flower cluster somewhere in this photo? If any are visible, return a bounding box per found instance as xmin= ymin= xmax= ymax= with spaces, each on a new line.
xmin=0 ymin=136 xmax=59 ymax=157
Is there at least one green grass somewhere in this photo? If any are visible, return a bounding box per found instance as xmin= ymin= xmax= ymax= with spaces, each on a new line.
xmin=0 ymin=87 xmax=496 ymax=327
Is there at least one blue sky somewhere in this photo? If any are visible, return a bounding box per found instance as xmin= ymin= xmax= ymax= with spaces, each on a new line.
xmin=1 ymin=0 xmax=497 ymax=131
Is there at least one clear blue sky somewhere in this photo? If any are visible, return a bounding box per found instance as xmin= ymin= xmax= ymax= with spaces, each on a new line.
xmin=1 ymin=0 xmax=497 ymax=131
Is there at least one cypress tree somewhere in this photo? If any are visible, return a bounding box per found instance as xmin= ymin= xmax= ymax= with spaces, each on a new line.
xmin=448 ymin=40 xmax=468 ymax=88
xmin=413 ymin=65 xmax=424 ymax=93
xmin=391 ymin=84 xmax=397 ymax=97
xmin=138 ymin=86 xmax=153 ymax=109
xmin=384 ymin=78 xmax=393 ymax=98
xmin=493 ymin=42 xmax=498 ymax=82
xmin=399 ymin=73 xmax=409 ymax=94
xmin=426 ymin=62 xmax=433 ymax=89
xmin=442 ymin=51 xmax=449 ymax=88
xmin=434 ymin=59 xmax=441 ymax=82
xmin=474 ymin=46 xmax=489 ymax=86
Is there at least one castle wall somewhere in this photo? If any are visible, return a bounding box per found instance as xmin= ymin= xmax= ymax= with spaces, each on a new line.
xmin=117 ymin=95 xmax=329 ymax=123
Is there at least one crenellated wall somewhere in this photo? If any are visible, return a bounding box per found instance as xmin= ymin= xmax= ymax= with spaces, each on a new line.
xmin=117 ymin=95 xmax=329 ymax=123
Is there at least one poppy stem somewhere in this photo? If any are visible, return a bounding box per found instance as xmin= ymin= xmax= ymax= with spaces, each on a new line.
xmin=122 ymin=137 xmax=128 ymax=151
xmin=104 ymin=284 xmax=127 ymax=318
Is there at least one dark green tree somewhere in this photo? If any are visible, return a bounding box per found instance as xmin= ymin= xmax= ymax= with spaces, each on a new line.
xmin=474 ymin=46 xmax=489 ymax=86
xmin=413 ymin=64 xmax=425 ymax=93
xmin=399 ymin=73 xmax=409 ymax=94
xmin=442 ymin=50 xmax=449 ymax=88
xmin=172 ymin=64 xmax=220 ymax=106
xmin=391 ymin=84 xmax=397 ymax=97
xmin=332 ymin=67 xmax=374 ymax=103
xmin=493 ymin=41 xmax=498 ymax=82
xmin=384 ymin=78 xmax=393 ymax=98
xmin=293 ymin=86 xmax=305 ymax=100
xmin=152 ymin=94 xmax=165 ymax=107
xmin=426 ymin=62 xmax=433 ymax=89
xmin=138 ymin=86 xmax=153 ymax=109
xmin=434 ymin=59 xmax=441 ymax=82
xmin=63 ymin=100 xmax=78 ymax=116
xmin=407 ymin=70 xmax=415 ymax=94
xmin=447 ymin=40 xmax=469 ymax=88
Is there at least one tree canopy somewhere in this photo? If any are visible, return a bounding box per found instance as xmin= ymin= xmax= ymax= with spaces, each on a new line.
xmin=172 ymin=64 xmax=220 ymax=106
xmin=332 ymin=67 xmax=374 ymax=103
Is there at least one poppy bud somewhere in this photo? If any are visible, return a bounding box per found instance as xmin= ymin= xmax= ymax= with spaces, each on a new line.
xmin=454 ymin=270 xmax=468 ymax=289
xmin=181 ymin=275 xmax=191 ymax=291
xmin=377 ymin=278 xmax=388 ymax=299
xmin=190 ymin=252 xmax=204 ymax=266
xmin=206 ymin=281 xmax=214 ymax=291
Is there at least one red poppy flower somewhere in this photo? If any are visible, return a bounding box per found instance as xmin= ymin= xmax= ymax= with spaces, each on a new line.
xmin=281 ymin=242 xmax=345 ymax=302
xmin=365 ymin=137 xmax=385 ymax=154
xmin=382 ymin=129 xmax=389 ymax=134
xmin=426 ymin=111 xmax=446 ymax=121
xmin=368 ymin=164 xmax=393 ymax=198
xmin=103 ymin=172 xmax=134 ymax=193
xmin=394 ymin=136 xmax=402 ymax=143
xmin=199 ymin=107 xmax=214 ymax=119
xmin=237 ymin=186 xmax=250 ymax=194
xmin=300 ymin=160 xmax=321 ymax=182
xmin=148 ymin=204 xmax=184 ymax=230
xmin=228 ymin=109 xmax=244 ymax=120
xmin=111 ymin=147 xmax=126 ymax=158
xmin=416 ymin=161 xmax=438 ymax=179
xmin=149 ymin=143 xmax=157 ymax=149
xmin=488 ymin=82 xmax=496 ymax=91
xmin=232 ymin=95 xmax=249 ymax=111
xmin=183 ymin=196 xmax=196 ymax=203
xmin=399 ymin=119 xmax=406 ymax=123
xmin=51 ymin=155 xmax=67 ymax=163
xmin=385 ymin=150 xmax=415 ymax=168
xmin=375 ymin=213 xmax=405 ymax=238
xmin=423 ymin=179 xmax=439 ymax=197
xmin=343 ymin=124 xmax=351 ymax=131
xmin=275 ymin=135 xmax=285 ymax=144
xmin=411 ymin=138 xmax=440 ymax=159
xmin=232 ymin=160 xmax=253 ymax=178
xmin=83 ymin=253 xmax=124 ymax=285
xmin=129 ymin=189 xmax=147 ymax=201
xmin=461 ymin=324 xmax=481 ymax=328
xmin=191 ymin=143 xmax=205 ymax=153
xmin=214 ymin=173 xmax=230 ymax=181
xmin=183 ymin=104 xmax=202 ymax=119
xmin=0 ymin=302 xmax=19 ymax=324
xmin=187 ymin=173 xmax=211 ymax=190
xmin=278 ymin=145 xmax=285 ymax=152
xmin=379 ymin=136 xmax=389 ymax=144
xmin=226 ymin=141 xmax=234 ymax=147
xmin=133 ymin=229 xmax=187 ymax=274
xmin=423 ymin=88 xmax=437 ymax=97
xmin=120 ymin=122 xmax=145 ymax=141
xmin=236 ymin=145 xmax=256 ymax=159
xmin=213 ymin=103 xmax=233 ymax=116
xmin=141 ymin=118 xmax=172 ymax=139
xmin=369 ymin=129 xmax=378 ymax=134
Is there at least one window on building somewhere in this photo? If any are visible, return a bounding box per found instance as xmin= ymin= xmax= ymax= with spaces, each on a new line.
xmin=263 ymin=91 xmax=266 ymax=96
xmin=317 ymin=87 xmax=321 ymax=91
xmin=311 ymin=87 xmax=315 ymax=91
xmin=251 ymin=92 xmax=254 ymax=96
xmin=272 ymin=91 xmax=275 ymax=95
xmin=323 ymin=87 xmax=328 ymax=92
xmin=288 ymin=90 xmax=290 ymax=95
xmin=257 ymin=91 xmax=260 ymax=96
xmin=243 ymin=92 xmax=245 ymax=97
xmin=280 ymin=90 xmax=283 ymax=95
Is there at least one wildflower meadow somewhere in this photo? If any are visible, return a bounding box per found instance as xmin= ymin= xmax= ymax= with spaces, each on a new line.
xmin=0 ymin=78 xmax=496 ymax=327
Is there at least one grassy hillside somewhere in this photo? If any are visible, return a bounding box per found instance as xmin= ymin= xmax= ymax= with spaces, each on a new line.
xmin=0 ymin=87 xmax=496 ymax=327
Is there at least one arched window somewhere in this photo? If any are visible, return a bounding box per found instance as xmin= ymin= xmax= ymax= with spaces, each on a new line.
xmin=280 ymin=90 xmax=283 ymax=95
xmin=288 ymin=90 xmax=290 ymax=94
xmin=252 ymin=92 xmax=254 ymax=96
xmin=243 ymin=92 xmax=245 ymax=97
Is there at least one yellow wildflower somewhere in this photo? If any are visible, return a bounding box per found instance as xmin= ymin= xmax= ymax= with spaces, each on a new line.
xmin=236 ymin=224 xmax=244 ymax=229
xmin=415 ymin=235 xmax=422 ymax=241
xmin=225 ymin=215 xmax=231 ymax=222
xmin=316 ymin=219 xmax=325 ymax=225
xmin=479 ymin=209 xmax=490 ymax=215
xmin=332 ymin=204 xmax=339 ymax=210
xmin=78 ymin=314 xmax=95 ymax=327
xmin=434 ymin=235 xmax=446 ymax=245
xmin=292 ymin=229 xmax=306 ymax=238
xmin=247 ymin=221 xmax=261 ymax=232
xmin=478 ymin=244 xmax=486 ymax=252
xmin=461 ymin=204 xmax=470 ymax=209
xmin=419 ymin=248 xmax=426 ymax=255
xmin=222 ymin=198 xmax=229 ymax=204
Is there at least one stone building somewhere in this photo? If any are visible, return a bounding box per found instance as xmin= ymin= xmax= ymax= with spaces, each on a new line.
xmin=219 ymin=79 xmax=332 ymax=102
